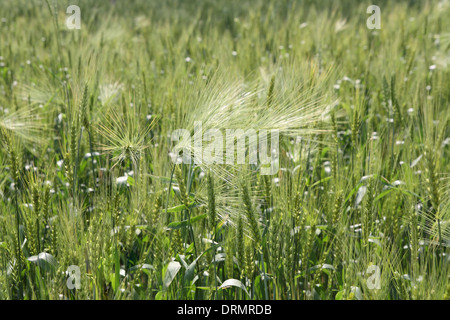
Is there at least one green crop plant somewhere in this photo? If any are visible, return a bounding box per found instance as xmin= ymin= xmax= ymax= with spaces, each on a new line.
xmin=0 ymin=0 xmax=448 ymax=300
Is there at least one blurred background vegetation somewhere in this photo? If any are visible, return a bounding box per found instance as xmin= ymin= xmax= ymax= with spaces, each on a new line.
xmin=0 ymin=0 xmax=448 ymax=300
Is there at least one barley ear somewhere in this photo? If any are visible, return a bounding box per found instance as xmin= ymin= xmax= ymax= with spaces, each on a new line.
xmin=241 ymin=182 xmax=261 ymax=245
xmin=207 ymin=172 xmax=216 ymax=235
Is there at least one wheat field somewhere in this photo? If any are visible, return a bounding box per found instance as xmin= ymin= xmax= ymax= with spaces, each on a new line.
xmin=0 ymin=0 xmax=449 ymax=300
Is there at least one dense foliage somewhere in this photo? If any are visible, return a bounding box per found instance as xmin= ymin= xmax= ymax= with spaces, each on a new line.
xmin=0 ymin=0 xmax=449 ymax=300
